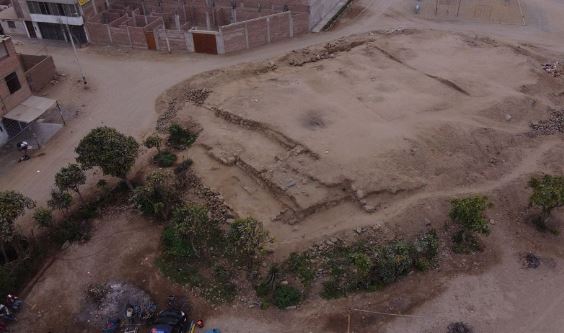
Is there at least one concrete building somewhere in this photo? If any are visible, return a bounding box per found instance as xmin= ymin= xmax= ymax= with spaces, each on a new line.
xmin=0 ymin=0 xmax=89 ymax=43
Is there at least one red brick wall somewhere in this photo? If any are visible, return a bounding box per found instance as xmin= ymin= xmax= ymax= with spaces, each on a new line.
xmin=86 ymin=22 xmax=112 ymax=44
xmin=109 ymin=26 xmax=130 ymax=46
xmin=18 ymin=54 xmax=56 ymax=93
xmin=220 ymin=24 xmax=247 ymax=53
xmin=0 ymin=38 xmax=32 ymax=117
xmin=128 ymin=26 xmax=147 ymax=48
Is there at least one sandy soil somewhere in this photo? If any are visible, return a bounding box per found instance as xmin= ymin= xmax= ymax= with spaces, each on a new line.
xmin=3 ymin=0 xmax=564 ymax=332
xmin=148 ymin=28 xmax=564 ymax=332
xmin=164 ymin=29 xmax=564 ymax=250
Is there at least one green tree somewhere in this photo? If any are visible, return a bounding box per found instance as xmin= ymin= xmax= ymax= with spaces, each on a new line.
xmin=0 ymin=191 xmax=35 ymax=263
xmin=33 ymin=207 xmax=53 ymax=228
xmin=144 ymin=134 xmax=162 ymax=154
xmin=449 ymin=195 xmax=491 ymax=253
xmin=48 ymin=190 xmax=73 ymax=215
xmin=75 ymin=127 xmax=139 ymax=189
xmin=170 ymin=204 xmax=220 ymax=258
xmin=55 ymin=163 xmax=86 ymax=203
xmin=227 ymin=218 xmax=271 ymax=269
xmin=131 ymin=170 xmax=180 ymax=220
xmin=529 ymin=175 xmax=564 ymax=230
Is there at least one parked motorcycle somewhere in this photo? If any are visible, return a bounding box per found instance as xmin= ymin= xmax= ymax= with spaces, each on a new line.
xmin=5 ymin=295 xmax=22 ymax=313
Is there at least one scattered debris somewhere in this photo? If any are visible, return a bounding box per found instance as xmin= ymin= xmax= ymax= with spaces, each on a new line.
xmin=447 ymin=322 xmax=473 ymax=333
xmin=529 ymin=110 xmax=564 ymax=136
xmin=286 ymin=39 xmax=365 ymax=66
xmin=86 ymin=283 xmax=110 ymax=304
xmin=521 ymin=252 xmax=541 ymax=269
xmin=156 ymin=97 xmax=179 ymax=132
xmin=542 ymin=61 xmax=561 ymax=77
xmin=78 ymin=281 xmax=154 ymax=328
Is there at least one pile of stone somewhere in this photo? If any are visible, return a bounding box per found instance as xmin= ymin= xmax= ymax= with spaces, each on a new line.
xmin=185 ymin=88 xmax=211 ymax=105
xmin=156 ymin=97 xmax=179 ymax=132
xmin=529 ymin=110 xmax=564 ymax=136
xmin=184 ymin=169 xmax=235 ymax=224
xmin=448 ymin=322 xmax=473 ymax=333
xmin=287 ymin=39 xmax=365 ymax=66
xmin=542 ymin=61 xmax=561 ymax=77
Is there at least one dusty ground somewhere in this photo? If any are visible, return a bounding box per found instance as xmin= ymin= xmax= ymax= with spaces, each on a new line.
xmin=163 ymin=29 xmax=564 ymax=251
xmin=3 ymin=0 xmax=564 ymax=332
xmin=150 ymin=27 xmax=564 ymax=332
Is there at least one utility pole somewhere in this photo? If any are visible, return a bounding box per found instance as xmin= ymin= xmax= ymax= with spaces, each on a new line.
xmin=60 ymin=15 xmax=87 ymax=87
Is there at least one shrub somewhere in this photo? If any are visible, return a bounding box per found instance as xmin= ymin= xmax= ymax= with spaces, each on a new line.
xmin=227 ymin=218 xmax=271 ymax=269
xmin=168 ymin=123 xmax=197 ymax=150
xmin=449 ymin=196 xmax=490 ymax=234
xmin=0 ymin=191 xmax=35 ymax=263
xmin=169 ymin=204 xmax=222 ymax=258
xmin=161 ymin=225 xmax=194 ymax=258
xmin=174 ymin=159 xmax=193 ymax=190
xmin=48 ymin=190 xmax=73 ymax=214
xmin=174 ymin=159 xmax=193 ymax=174
xmin=33 ymin=207 xmax=53 ymax=228
xmin=373 ymin=241 xmax=414 ymax=285
xmin=203 ymin=266 xmax=237 ymax=304
xmin=50 ymin=219 xmax=89 ymax=245
xmin=321 ymin=280 xmax=346 ymax=300
xmin=529 ymin=175 xmax=564 ymax=233
xmin=452 ymin=230 xmax=481 ymax=253
xmin=287 ymin=252 xmax=315 ymax=286
xmin=449 ymin=196 xmax=491 ymax=253
xmin=55 ymin=163 xmax=86 ymax=202
xmin=273 ymin=285 xmax=301 ymax=309
xmin=348 ymin=252 xmax=372 ymax=290
xmin=131 ymin=170 xmax=180 ymax=220
xmin=144 ymin=134 xmax=162 ymax=153
xmin=153 ymin=151 xmax=177 ymax=167
xmin=413 ymin=230 xmax=439 ymax=270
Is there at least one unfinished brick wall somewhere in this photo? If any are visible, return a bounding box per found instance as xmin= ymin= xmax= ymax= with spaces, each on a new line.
xmin=220 ymin=24 xmax=246 ymax=53
xmin=158 ymin=29 xmax=193 ymax=51
xmin=18 ymin=54 xmax=56 ymax=93
xmin=86 ymin=9 xmax=164 ymax=48
xmin=85 ymin=0 xmax=337 ymax=53
xmin=86 ymin=22 xmax=111 ymax=44
xmin=219 ymin=11 xmax=305 ymax=54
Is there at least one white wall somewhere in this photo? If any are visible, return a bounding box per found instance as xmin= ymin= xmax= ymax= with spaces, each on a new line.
xmin=309 ymin=0 xmax=343 ymax=29
xmin=0 ymin=20 xmax=29 ymax=36
xmin=30 ymin=14 xmax=84 ymax=25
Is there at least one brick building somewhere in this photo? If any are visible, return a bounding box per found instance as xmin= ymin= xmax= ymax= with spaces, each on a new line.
xmin=0 ymin=35 xmax=31 ymax=117
xmin=83 ymin=0 xmax=347 ymax=54
xmin=0 ymin=35 xmax=58 ymax=147
xmin=0 ymin=0 xmax=346 ymax=52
